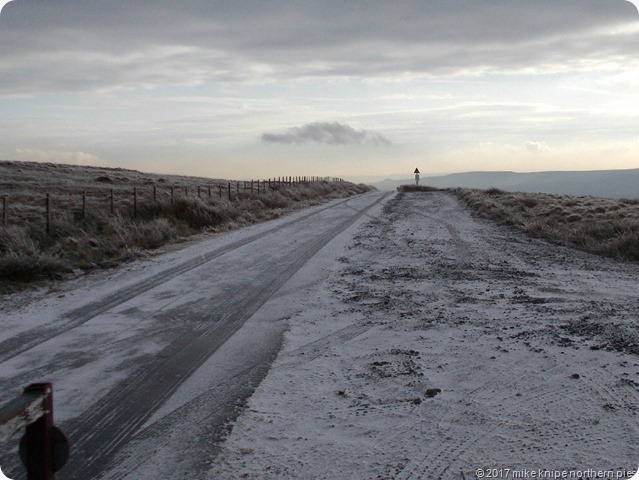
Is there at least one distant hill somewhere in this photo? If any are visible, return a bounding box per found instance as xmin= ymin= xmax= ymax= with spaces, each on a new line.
xmin=374 ymin=169 xmax=639 ymax=199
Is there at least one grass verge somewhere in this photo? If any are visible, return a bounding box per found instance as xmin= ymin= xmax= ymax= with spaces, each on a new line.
xmin=452 ymin=188 xmax=639 ymax=262
xmin=0 ymin=164 xmax=372 ymax=290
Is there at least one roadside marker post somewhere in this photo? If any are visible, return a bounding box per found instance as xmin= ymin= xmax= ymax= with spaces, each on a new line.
xmin=414 ymin=167 xmax=420 ymax=186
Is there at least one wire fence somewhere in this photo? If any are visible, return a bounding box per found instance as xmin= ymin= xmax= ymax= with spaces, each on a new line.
xmin=1 ymin=176 xmax=345 ymax=232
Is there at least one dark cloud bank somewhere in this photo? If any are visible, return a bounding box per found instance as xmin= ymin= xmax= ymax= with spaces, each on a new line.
xmin=0 ymin=1 xmax=637 ymax=94
xmin=261 ymin=122 xmax=391 ymax=146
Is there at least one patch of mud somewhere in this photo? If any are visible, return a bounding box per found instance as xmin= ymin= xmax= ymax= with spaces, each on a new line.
xmin=562 ymin=317 xmax=639 ymax=355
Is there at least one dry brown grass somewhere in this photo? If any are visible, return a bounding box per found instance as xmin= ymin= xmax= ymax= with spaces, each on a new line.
xmin=0 ymin=161 xmax=372 ymax=288
xmin=453 ymin=187 xmax=639 ymax=262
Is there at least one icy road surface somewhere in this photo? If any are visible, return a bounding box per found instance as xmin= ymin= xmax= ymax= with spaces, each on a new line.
xmin=210 ymin=191 xmax=639 ymax=480
xmin=0 ymin=191 xmax=389 ymax=479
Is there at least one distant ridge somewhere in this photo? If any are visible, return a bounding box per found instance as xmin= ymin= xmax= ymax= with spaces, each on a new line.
xmin=374 ymin=169 xmax=639 ymax=199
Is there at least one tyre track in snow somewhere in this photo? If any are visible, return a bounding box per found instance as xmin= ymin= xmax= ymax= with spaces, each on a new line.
xmin=57 ymin=191 xmax=390 ymax=479
xmin=276 ymin=322 xmax=376 ymax=370
xmin=282 ymin=192 xmax=639 ymax=478
xmin=394 ymin=370 xmax=566 ymax=479
xmin=96 ymin=357 xmax=280 ymax=479
xmin=206 ymin=191 xmax=639 ymax=479
xmin=0 ymin=195 xmax=363 ymax=365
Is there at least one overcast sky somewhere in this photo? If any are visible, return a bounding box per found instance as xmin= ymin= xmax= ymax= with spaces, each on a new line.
xmin=1 ymin=1 xmax=638 ymax=182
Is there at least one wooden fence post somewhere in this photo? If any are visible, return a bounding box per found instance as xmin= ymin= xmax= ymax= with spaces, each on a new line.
xmin=82 ymin=191 xmax=86 ymax=220
xmin=133 ymin=187 xmax=137 ymax=219
xmin=228 ymin=182 xmax=231 ymax=201
xmin=218 ymin=185 xmax=222 ymax=198
xmin=45 ymin=194 xmax=51 ymax=235
xmin=2 ymin=196 xmax=7 ymax=227
xmin=110 ymin=189 xmax=114 ymax=215
xmin=170 ymin=186 xmax=174 ymax=204
xmin=153 ymin=186 xmax=157 ymax=203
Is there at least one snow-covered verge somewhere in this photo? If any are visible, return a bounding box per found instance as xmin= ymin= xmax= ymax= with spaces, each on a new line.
xmin=209 ymin=191 xmax=639 ymax=479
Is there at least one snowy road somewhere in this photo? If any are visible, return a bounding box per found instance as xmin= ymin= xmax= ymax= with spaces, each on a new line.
xmin=210 ymin=191 xmax=639 ymax=479
xmin=0 ymin=191 xmax=389 ymax=479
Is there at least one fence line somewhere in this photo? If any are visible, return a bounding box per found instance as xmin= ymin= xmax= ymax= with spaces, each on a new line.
xmin=0 ymin=176 xmax=345 ymax=234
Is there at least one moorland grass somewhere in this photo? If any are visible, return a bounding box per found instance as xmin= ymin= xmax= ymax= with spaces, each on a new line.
xmin=453 ymin=188 xmax=639 ymax=262
xmin=0 ymin=161 xmax=372 ymax=289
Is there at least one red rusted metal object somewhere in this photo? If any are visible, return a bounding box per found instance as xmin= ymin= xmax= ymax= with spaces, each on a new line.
xmin=0 ymin=383 xmax=69 ymax=480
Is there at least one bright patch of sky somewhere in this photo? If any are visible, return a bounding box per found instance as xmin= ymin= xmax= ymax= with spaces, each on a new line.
xmin=0 ymin=0 xmax=638 ymax=182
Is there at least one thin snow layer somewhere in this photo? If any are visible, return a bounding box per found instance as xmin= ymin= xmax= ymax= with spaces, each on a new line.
xmin=210 ymin=192 xmax=639 ymax=479
xmin=0 ymin=195 xmax=362 ymax=420
xmin=0 ymin=192 xmax=390 ymax=479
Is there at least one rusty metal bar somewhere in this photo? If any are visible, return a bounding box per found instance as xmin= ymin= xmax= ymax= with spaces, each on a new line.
xmin=0 ymin=385 xmax=49 ymax=445
xmin=22 ymin=384 xmax=54 ymax=480
xmin=0 ymin=383 xmax=69 ymax=480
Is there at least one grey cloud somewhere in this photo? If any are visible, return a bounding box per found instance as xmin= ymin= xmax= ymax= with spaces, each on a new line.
xmin=0 ymin=1 xmax=637 ymax=94
xmin=261 ymin=122 xmax=391 ymax=146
